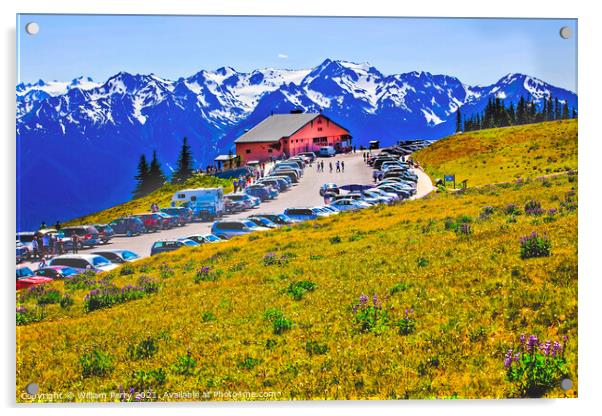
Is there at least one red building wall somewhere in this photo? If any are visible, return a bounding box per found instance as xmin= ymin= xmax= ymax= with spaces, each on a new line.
xmin=236 ymin=115 xmax=350 ymax=163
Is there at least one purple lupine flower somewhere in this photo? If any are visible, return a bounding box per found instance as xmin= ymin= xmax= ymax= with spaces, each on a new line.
xmin=372 ymin=294 xmax=378 ymax=307
xmin=359 ymin=294 xmax=368 ymax=306
xmin=540 ymin=340 xmax=552 ymax=356
xmin=504 ymin=349 xmax=513 ymax=368
xmin=563 ymin=335 xmax=569 ymax=343
xmin=527 ymin=335 xmax=539 ymax=352
xmin=548 ymin=208 xmax=558 ymax=215
xmin=16 ymin=306 xmax=27 ymax=313
xmin=514 ymin=352 xmax=521 ymax=362
xmin=551 ymin=341 xmax=562 ymax=357
xmin=520 ymin=333 xmax=526 ymax=344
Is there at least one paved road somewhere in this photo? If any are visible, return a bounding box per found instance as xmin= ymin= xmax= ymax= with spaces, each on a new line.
xmin=21 ymin=151 xmax=433 ymax=264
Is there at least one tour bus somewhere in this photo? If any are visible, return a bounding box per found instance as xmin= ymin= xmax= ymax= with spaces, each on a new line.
xmin=172 ymin=187 xmax=225 ymax=221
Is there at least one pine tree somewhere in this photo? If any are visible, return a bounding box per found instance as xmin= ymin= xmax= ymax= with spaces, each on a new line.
xmin=547 ymin=95 xmax=554 ymax=121
xmin=562 ymin=102 xmax=569 ymax=119
xmin=517 ymin=97 xmax=526 ymax=125
xmin=133 ymin=154 xmax=150 ymax=198
xmin=554 ymin=97 xmax=561 ymax=120
xmin=456 ymin=108 xmax=462 ymax=132
xmin=571 ymin=107 xmax=577 ymax=119
xmin=508 ymin=102 xmax=516 ymax=125
xmin=173 ymin=137 xmax=194 ymax=183
xmin=147 ymin=150 xmax=166 ymax=192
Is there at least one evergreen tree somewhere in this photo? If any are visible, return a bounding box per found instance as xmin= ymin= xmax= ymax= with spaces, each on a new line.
xmin=456 ymin=108 xmax=462 ymax=132
xmin=546 ymin=95 xmax=554 ymax=121
xmin=133 ymin=154 xmax=150 ymax=198
xmin=516 ymin=97 xmax=526 ymax=125
xmin=147 ymin=150 xmax=166 ymax=192
xmin=173 ymin=137 xmax=194 ymax=183
xmin=554 ymin=97 xmax=561 ymax=120
xmin=562 ymin=102 xmax=569 ymax=119
xmin=508 ymin=102 xmax=516 ymax=125
xmin=571 ymin=107 xmax=577 ymax=119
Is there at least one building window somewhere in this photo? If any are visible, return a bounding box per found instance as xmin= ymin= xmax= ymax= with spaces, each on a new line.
xmin=245 ymin=149 xmax=251 ymax=154
xmin=317 ymin=127 xmax=323 ymax=132
xmin=317 ymin=118 xmax=322 ymax=124
xmin=313 ymin=137 xmax=327 ymax=144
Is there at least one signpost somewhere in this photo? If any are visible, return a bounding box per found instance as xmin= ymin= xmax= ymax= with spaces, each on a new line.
xmin=444 ymin=174 xmax=456 ymax=189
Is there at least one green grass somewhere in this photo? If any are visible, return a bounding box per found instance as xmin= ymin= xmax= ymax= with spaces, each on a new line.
xmin=414 ymin=119 xmax=577 ymax=188
xmin=16 ymin=122 xmax=577 ymax=401
xmin=64 ymin=174 xmax=234 ymax=226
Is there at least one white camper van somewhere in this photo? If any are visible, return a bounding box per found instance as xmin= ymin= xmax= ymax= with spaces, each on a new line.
xmin=172 ymin=187 xmax=225 ymax=221
xmin=318 ymin=146 xmax=336 ymax=157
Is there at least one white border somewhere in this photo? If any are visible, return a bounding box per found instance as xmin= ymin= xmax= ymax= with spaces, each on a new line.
xmin=2 ymin=1 xmax=600 ymax=415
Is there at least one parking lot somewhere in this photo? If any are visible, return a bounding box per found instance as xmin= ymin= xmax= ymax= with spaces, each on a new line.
xmin=19 ymin=150 xmax=433 ymax=265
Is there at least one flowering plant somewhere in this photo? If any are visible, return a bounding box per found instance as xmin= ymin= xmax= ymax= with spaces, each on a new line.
xmin=520 ymin=231 xmax=551 ymax=259
xmin=504 ymin=334 xmax=569 ymax=397
xmin=352 ymin=294 xmax=389 ymax=335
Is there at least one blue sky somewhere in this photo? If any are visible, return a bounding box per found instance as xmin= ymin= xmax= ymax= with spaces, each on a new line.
xmin=17 ymin=15 xmax=577 ymax=91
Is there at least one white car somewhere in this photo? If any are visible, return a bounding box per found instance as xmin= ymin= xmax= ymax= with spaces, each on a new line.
xmin=48 ymin=254 xmax=118 ymax=272
xmin=329 ymin=199 xmax=371 ymax=211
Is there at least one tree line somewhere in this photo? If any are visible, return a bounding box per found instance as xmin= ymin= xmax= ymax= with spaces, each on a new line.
xmin=456 ymin=95 xmax=577 ymax=133
xmin=132 ymin=137 xmax=194 ymax=198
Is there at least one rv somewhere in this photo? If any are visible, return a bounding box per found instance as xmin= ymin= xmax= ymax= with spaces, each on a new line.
xmin=318 ymin=146 xmax=336 ymax=157
xmin=172 ymin=187 xmax=225 ymax=221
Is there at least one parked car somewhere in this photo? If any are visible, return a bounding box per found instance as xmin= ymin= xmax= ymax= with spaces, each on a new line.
xmin=211 ymin=220 xmax=269 ymax=240
xmin=109 ymin=216 xmax=146 ymax=236
xmin=319 ymin=183 xmax=340 ymax=196
xmin=160 ymin=207 xmax=194 ymax=226
xmin=318 ymin=146 xmax=336 ymax=157
xmin=250 ymin=213 xmax=297 ymax=225
xmin=133 ymin=213 xmax=163 ymax=232
xmin=369 ymin=187 xmax=400 ymax=201
xmin=246 ymin=216 xmax=279 ymax=229
xmin=224 ymin=193 xmax=259 ymax=211
xmin=362 ymin=189 xmax=395 ymax=204
xmin=244 ymin=185 xmax=271 ymax=202
xmin=91 ymin=249 xmax=141 ymax=263
xmin=185 ymin=234 xmax=223 ymax=244
xmin=297 ymin=151 xmax=317 ymax=162
xmin=177 ymin=238 xmax=201 ymax=247
xmin=60 ymin=226 xmax=101 ymax=248
xmin=156 ymin=212 xmax=179 ymax=229
xmin=16 ymin=242 xmax=29 ymax=263
xmin=49 ymin=254 xmax=118 ymax=272
xmin=257 ymin=177 xmax=289 ymax=192
xmin=16 ymin=266 xmax=53 ymax=290
xmin=150 ymin=240 xmax=187 ymax=256
xmin=283 ymin=208 xmax=318 ymax=222
xmin=35 ymin=266 xmax=84 ymax=279
xmin=16 ymin=232 xmax=36 ymax=255
xmin=268 ymin=170 xmax=299 ymax=184
xmin=311 ymin=207 xmax=336 ymax=217
xmin=329 ymin=199 xmax=371 ymax=211
xmin=93 ymin=224 xmax=115 ymax=244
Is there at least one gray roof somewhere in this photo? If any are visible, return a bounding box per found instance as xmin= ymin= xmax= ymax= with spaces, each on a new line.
xmin=214 ymin=154 xmax=237 ymax=161
xmin=234 ymin=113 xmax=321 ymax=143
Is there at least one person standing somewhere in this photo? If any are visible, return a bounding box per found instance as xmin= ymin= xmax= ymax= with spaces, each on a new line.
xmin=48 ymin=234 xmax=55 ymax=257
xmin=341 ymin=161 xmax=345 ymax=173
xmin=321 ymin=161 xmax=324 ymax=172
xmin=54 ymin=220 xmax=61 ymax=231
xmin=336 ymin=161 xmax=340 ymax=173
xmin=329 ymin=162 xmax=333 ymax=173
xmin=72 ymin=234 xmax=79 ymax=254
xmin=31 ymin=236 xmax=39 ymax=259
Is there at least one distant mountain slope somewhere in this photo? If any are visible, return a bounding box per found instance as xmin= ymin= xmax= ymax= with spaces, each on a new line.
xmin=16 ymin=59 xmax=578 ymax=230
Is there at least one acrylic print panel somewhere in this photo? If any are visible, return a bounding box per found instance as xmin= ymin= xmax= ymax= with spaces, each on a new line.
xmin=16 ymin=14 xmax=577 ymax=402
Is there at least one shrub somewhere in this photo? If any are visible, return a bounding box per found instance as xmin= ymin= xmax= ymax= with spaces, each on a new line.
xmin=159 ymin=262 xmax=175 ymax=279
xmin=59 ymin=294 xmax=74 ymax=309
xmin=456 ymin=223 xmax=473 ymax=236
xmin=127 ymin=336 xmax=159 ymax=360
xmin=84 ymin=278 xmax=159 ymax=312
xmin=524 ymin=200 xmax=544 ymax=216
xmin=238 ymin=356 xmax=261 ymax=370
xmin=505 ymin=334 xmax=569 ymax=397
xmin=389 ymin=281 xmax=410 ymax=295
xmin=80 ymin=348 xmax=113 ymax=378
xmin=201 ymin=311 xmax=217 ymax=322
xmin=263 ymin=308 xmax=293 ymax=335
xmin=352 ymin=294 xmax=389 ymax=335
xmin=520 ymin=232 xmax=551 ymax=259
xmin=305 ymin=340 xmax=329 ymax=356
xmin=265 ymin=339 xmax=278 ymax=350
xmin=15 ymin=306 xmax=45 ymax=326
xmin=194 ymin=266 xmax=221 ymax=283
xmin=36 ymin=288 xmax=62 ymax=306
xmin=416 ymin=257 xmax=429 ymax=267
xmin=64 ymin=270 xmax=99 ymax=290
xmin=262 ymin=252 xmax=291 ymax=267
xmin=329 ymin=235 xmax=342 ymax=244
xmin=120 ymin=263 xmax=135 ymax=276
xmin=171 ymin=351 xmax=197 ymax=376
xmin=130 ymin=368 xmax=166 ymax=390
xmin=287 ymin=280 xmax=317 ymax=300
xmin=397 ymin=308 xmax=416 ymax=335
xmin=480 ymin=206 xmax=495 ymax=219
xmin=504 ymin=204 xmax=522 ymax=216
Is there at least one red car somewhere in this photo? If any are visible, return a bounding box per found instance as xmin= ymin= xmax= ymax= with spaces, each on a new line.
xmin=133 ymin=213 xmax=162 ymax=232
xmin=16 ymin=266 xmax=53 ymax=290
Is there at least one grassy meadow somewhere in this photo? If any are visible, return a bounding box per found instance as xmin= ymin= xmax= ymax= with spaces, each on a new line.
xmin=414 ymin=119 xmax=577 ymax=187
xmin=16 ymin=121 xmax=578 ymax=401
xmin=64 ymin=174 xmax=234 ymax=226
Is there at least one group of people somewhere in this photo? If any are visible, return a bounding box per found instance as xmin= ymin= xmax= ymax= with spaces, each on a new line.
xmin=27 ymin=228 xmax=81 ymax=262
xmin=316 ymin=160 xmax=345 ymax=173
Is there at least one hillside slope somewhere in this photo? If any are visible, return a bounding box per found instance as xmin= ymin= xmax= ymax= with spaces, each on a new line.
xmin=16 ymin=123 xmax=578 ymax=401
xmin=414 ymin=119 xmax=577 ymax=187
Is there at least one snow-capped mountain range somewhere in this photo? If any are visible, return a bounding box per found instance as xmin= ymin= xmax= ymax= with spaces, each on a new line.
xmin=16 ymin=59 xmax=578 ymax=230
